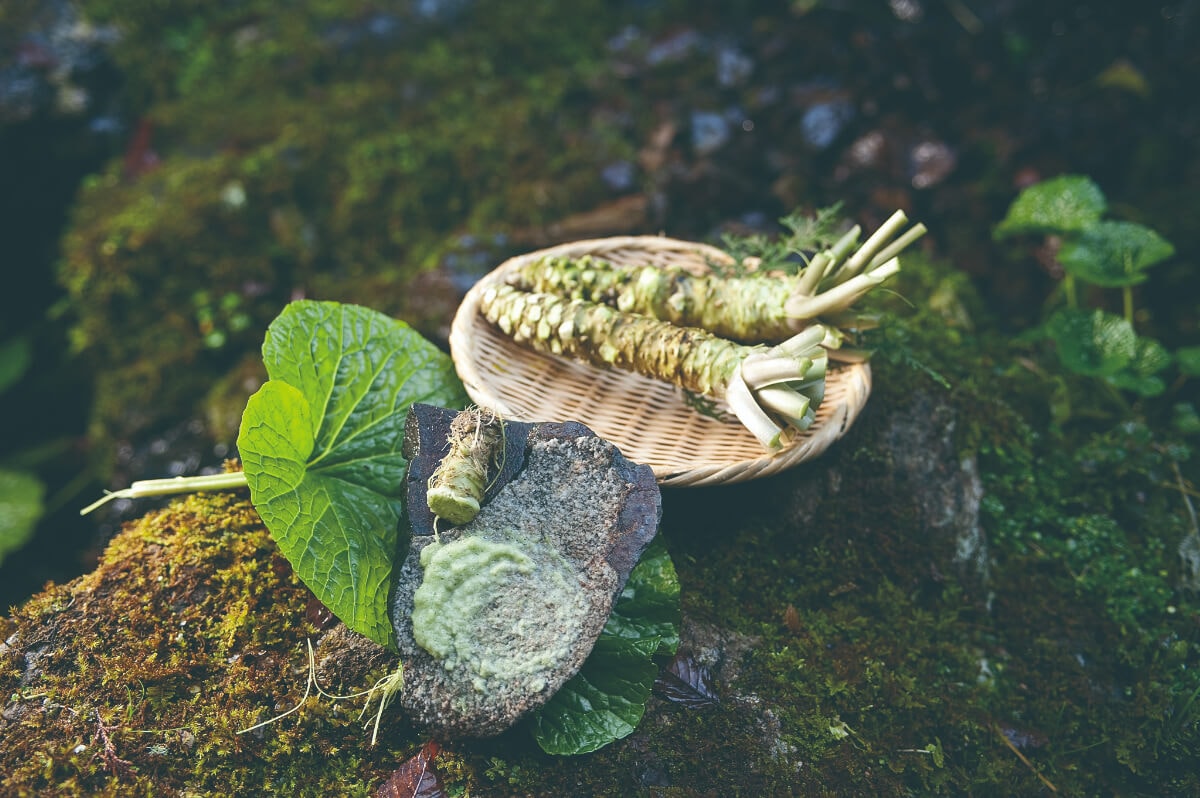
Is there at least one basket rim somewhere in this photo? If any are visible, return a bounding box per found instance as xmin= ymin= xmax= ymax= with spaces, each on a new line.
xmin=449 ymin=234 xmax=872 ymax=487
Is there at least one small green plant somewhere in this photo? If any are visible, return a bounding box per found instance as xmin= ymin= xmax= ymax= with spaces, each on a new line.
xmin=995 ymin=175 xmax=1197 ymax=398
xmin=0 ymin=336 xmax=46 ymax=567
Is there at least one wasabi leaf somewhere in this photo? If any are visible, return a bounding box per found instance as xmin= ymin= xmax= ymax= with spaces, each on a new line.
xmin=1128 ymin=337 xmax=1172 ymax=377
xmin=0 ymin=468 xmax=44 ymax=567
xmin=0 ymin=336 xmax=32 ymax=395
xmin=603 ymin=540 xmax=681 ymax=656
xmin=1104 ymin=337 xmax=1170 ymax=397
xmin=531 ymin=540 xmax=681 ymax=755
xmin=1046 ymin=308 xmax=1136 ymax=377
xmin=994 ymin=175 xmax=1107 ymax=237
xmin=238 ymin=300 xmax=467 ymax=648
xmin=1106 ymin=372 xmax=1166 ymax=397
xmin=1058 ymin=220 xmax=1175 ymax=287
xmin=530 ymin=634 xmax=661 ymax=756
xmin=1174 ymin=403 xmax=1200 ymax=436
xmin=1174 ymin=346 xmax=1200 ymax=377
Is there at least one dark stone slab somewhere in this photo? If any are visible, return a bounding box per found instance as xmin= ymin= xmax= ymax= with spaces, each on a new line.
xmin=392 ymin=408 xmax=660 ymax=737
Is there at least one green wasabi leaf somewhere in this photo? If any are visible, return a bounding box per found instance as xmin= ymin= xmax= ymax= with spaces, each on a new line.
xmin=1058 ymin=221 xmax=1175 ymax=287
xmin=1106 ymin=372 xmax=1166 ymax=397
xmin=0 ymin=468 xmax=45 ymax=567
xmin=1128 ymin=337 xmax=1172 ymax=377
xmin=1173 ymin=403 xmax=1200 ymax=436
xmin=603 ymin=540 xmax=681 ymax=656
xmin=1175 ymin=346 xmax=1200 ymax=377
xmin=0 ymin=337 xmax=32 ymax=395
xmin=237 ymin=300 xmax=468 ymax=648
xmin=531 ymin=540 xmax=682 ymax=755
xmin=994 ymin=175 xmax=1107 ymax=237
xmin=530 ymin=634 xmax=661 ymax=756
xmin=1104 ymin=337 xmax=1170 ymax=397
xmin=1046 ymin=308 xmax=1136 ymax=377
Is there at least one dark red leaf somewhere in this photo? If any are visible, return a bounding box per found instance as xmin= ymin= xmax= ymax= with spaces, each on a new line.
xmin=375 ymin=740 xmax=445 ymax=798
xmin=122 ymin=117 xmax=160 ymax=179
xmin=653 ymin=650 xmax=718 ymax=708
xmin=783 ymin=603 xmax=803 ymax=634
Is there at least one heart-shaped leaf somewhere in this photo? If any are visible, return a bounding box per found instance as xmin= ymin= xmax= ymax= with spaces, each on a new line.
xmin=0 ymin=468 xmax=44 ymax=567
xmin=1058 ymin=220 xmax=1175 ymax=287
xmin=238 ymin=300 xmax=468 ymax=648
xmin=1046 ymin=308 xmax=1136 ymax=377
xmin=1175 ymin=346 xmax=1200 ymax=378
xmin=0 ymin=337 xmax=31 ymax=395
xmin=1128 ymin=336 xmax=1172 ymax=377
xmin=994 ymin=175 xmax=1107 ymax=237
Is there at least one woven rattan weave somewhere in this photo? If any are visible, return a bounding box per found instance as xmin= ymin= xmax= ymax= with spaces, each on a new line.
xmin=449 ymin=235 xmax=872 ymax=486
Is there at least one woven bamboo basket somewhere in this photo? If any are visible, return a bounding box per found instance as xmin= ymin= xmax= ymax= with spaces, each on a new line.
xmin=449 ymin=235 xmax=872 ymax=487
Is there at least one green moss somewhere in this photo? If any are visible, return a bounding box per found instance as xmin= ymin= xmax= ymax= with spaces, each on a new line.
xmin=62 ymin=0 xmax=642 ymax=467
xmin=0 ymin=490 xmax=428 ymax=796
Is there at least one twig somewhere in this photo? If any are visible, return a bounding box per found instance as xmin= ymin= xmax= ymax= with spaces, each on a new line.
xmin=93 ymin=712 xmax=135 ymax=780
xmin=1172 ymin=462 xmax=1199 ymax=534
xmin=994 ymin=724 xmax=1057 ymax=792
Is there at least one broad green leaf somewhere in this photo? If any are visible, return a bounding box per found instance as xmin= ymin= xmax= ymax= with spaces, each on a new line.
xmin=1106 ymin=372 xmax=1165 ymax=397
xmin=603 ymin=540 xmax=680 ymax=656
xmin=994 ymin=175 xmax=1106 ymax=237
xmin=0 ymin=468 xmax=45 ymax=567
xmin=0 ymin=337 xmax=32 ymax=395
xmin=237 ymin=300 xmax=468 ymax=648
xmin=1173 ymin=403 xmax=1200 ymax=436
xmin=1128 ymin=337 xmax=1172 ymax=377
xmin=1058 ymin=221 xmax=1175 ymax=287
xmin=530 ymin=634 xmax=661 ymax=756
xmin=1176 ymin=346 xmax=1200 ymax=377
xmin=531 ymin=541 xmax=682 ymax=755
xmin=1046 ymin=308 xmax=1136 ymax=377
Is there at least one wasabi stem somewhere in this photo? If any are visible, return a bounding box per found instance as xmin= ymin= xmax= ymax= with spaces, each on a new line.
xmin=426 ymin=407 xmax=503 ymax=526
xmin=507 ymin=210 xmax=926 ymax=344
xmin=479 ymin=285 xmax=829 ymax=449
xmin=80 ymin=471 xmax=249 ymax=515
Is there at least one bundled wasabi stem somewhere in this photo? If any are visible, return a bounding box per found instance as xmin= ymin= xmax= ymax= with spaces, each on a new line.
xmin=479 ymin=284 xmax=834 ymax=449
xmin=507 ymin=209 xmax=926 ymax=345
xmin=426 ymin=406 xmax=503 ymax=525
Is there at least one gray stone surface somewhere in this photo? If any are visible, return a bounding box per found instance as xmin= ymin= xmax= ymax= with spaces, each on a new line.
xmin=391 ymin=412 xmax=660 ymax=737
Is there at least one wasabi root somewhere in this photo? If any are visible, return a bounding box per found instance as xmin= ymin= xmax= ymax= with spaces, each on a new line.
xmin=479 ymin=284 xmax=833 ymax=448
xmin=426 ymin=406 xmax=503 ymax=525
xmin=507 ymin=210 xmax=926 ymax=344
